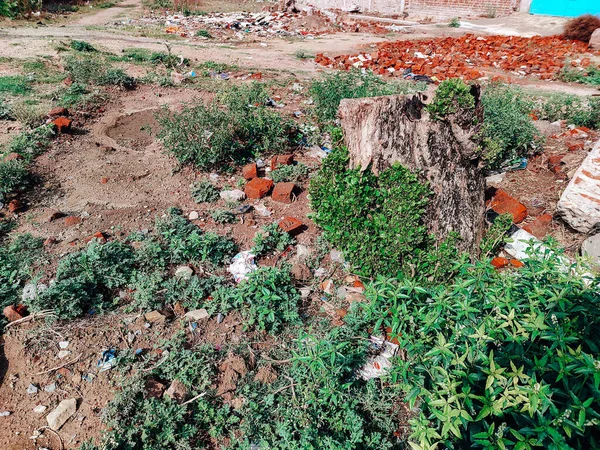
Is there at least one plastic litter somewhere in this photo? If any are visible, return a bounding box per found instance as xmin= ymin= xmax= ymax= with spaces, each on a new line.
xmin=98 ymin=349 xmax=117 ymax=372
xmin=228 ymin=251 xmax=257 ymax=283
xmin=233 ymin=204 xmax=253 ymax=215
xmin=356 ymin=336 xmax=399 ymax=380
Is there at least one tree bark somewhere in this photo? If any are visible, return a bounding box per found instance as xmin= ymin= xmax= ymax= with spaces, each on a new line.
xmin=338 ymin=91 xmax=485 ymax=254
xmin=279 ymin=0 xmax=298 ymax=13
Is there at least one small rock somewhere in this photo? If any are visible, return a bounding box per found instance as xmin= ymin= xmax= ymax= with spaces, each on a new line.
xmin=44 ymin=383 xmax=57 ymax=393
xmin=33 ymin=405 xmax=47 ymax=414
xmin=242 ymin=163 xmax=258 ymax=180
xmin=0 ymin=411 xmax=10 ymax=417
xmin=184 ymin=309 xmax=210 ymax=321
xmin=321 ymin=279 xmax=334 ymax=295
xmin=49 ymin=107 xmax=68 ymax=117
xmin=59 ymin=341 xmax=69 ymax=349
xmin=485 ymin=172 xmax=505 ymax=185
xmin=220 ymin=189 xmax=246 ymax=202
xmin=291 ymin=263 xmax=311 ymax=282
xmin=22 ymin=283 xmax=48 ymax=303
xmin=188 ymin=211 xmax=199 ymax=220
xmin=581 ymin=233 xmax=600 ymax=265
xmin=7 ymin=199 xmax=20 ymax=212
xmin=590 ymin=28 xmax=600 ymax=50
xmin=299 ymin=287 xmax=311 ymax=298
xmin=64 ymin=216 xmax=82 ymax=227
xmin=46 ymin=398 xmax=77 ymax=430
xmin=217 ymin=313 xmax=224 ymax=324
xmin=175 ymin=266 xmax=194 ymax=280
xmin=27 ymin=384 xmax=39 ymax=395
xmin=58 ymin=350 xmax=71 ymax=359
xmin=144 ymin=311 xmax=166 ymax=323
xmin=145 ymin=379 xmax=166 ymax=399
xmin=164 ymin=379 xmax=187 ymax=403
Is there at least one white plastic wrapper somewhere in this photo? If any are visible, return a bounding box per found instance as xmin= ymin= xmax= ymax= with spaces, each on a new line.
xmin=228 ymin=251 xmax=257 ymax=283
xmin=357 ymin=336 xmax=399 ymax=380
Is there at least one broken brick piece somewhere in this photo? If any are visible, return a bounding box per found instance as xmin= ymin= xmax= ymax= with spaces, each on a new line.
xmin=49 ymin=107 xmax=69 ymax=117
xmin=489 ymin=189 xmax=528 ymax=223
xmin=3 ymin=152 xmax=23 ymax=162
xmin=510 ymin=259 xmax=525 ymax=268
xmin=566 ymin=141 xmax=584 ymax=152
xmin=244 ymin=177 xmax=273 ymax=199
xmin=8 ymin=200 xmax=20 ymax=212
xmin=53 ymin=117 xmax=72 ymax=133
xmin=242 ymin=163 xmax=258 ymax=180
xmin=522 ymin=213 xmax=553 ymax=239
xmin=100 ymin=177 xmax=109 ymax=184
xmin=145 ymin=379 xmax=166 ymax=399
xmin=491 ymin=257 xmax=510 ymax=269
xmin=270 ymin=154 xmax=294 ymax=170
xmin=85 ymin=232 xmax=107 ymax=244
xmin=64 ymin=216 xmax=82 ymax=227
xmin=278 ymin=216 xmax=303 ymax=234
xmin=3 ymin=305 xmax=24 ymax=322
xmin=272 ymin=182 xmax=296 ymax=203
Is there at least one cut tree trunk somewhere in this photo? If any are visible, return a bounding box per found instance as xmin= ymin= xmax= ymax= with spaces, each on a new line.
xmin=279 ymin=0 xmax=298 ymax=13
xmin=338 ymin=91 xmax=486 ymax=254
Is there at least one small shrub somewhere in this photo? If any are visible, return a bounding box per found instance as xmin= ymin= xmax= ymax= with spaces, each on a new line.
xmin=64 ymin=55 xmax=104 ymax=85
xmin=191 ymin=181 xmax=220 ymax=203
xmin=210 ymin=266 xmax=301 ymax=332
xmin=210 ymin=209 xmax=235 ymax=224
xmin=310 ymin=69 xmax=426 ymax=123
xmin=0 ymin=159 xmax=29 ymax=195
xmin=563 ymin=14 xmax=600 ymax=43
xmin=0 ymin=99 xmax=13 ymax=120
xmin=252 ymin=223 xmax=295 ymax=258
xmin=479 ymin=212 xmax=513 ymax=258
xmin=70 ymin=40 xmax=97 ymax=52
xmin=535 ymin=93 xmax=600 ymax=129
xmin=560 ymin=65 xmax=600 ymax=86
xmin=448 ymin=17 xmax=461 ymax=28
xmin=481 ymin=83 xmax=540 ymax=170
xmin=7 ymin=124 xmax=55 ymax=159
xmin=0 ymin=75 xmax=31 ymax=95
xmin=98 ymin=68 xmax=136 ymax=90
xmin=195 ymin=29 xmax=212 ymax=39
xmin=294 ymin=49 xmax=314 ymax=59
xmin=158 ymin=83 xmax=292 ymax=171
xmin=427 ymin=78 xmax=475 ymax=119
xmin=120 ymin=48 xmax=186 ymax=68
xmin=270 ymin=162 xmax=310 ymax=183
xmin=11 ymin=101 xmax=45 ymax=128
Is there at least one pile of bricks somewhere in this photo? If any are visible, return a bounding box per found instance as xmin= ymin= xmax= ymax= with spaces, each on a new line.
xmin=315 ymin=34 xmax=597 ymax=81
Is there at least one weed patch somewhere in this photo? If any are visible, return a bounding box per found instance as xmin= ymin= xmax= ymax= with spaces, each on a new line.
xmin=70 ymin=40 xmax=98 ymax=52
xmin=534 ymin=93 xmax=600 ymax=129
xmin=0 ymin=75 xmax=32 ymax=95
xmin=252 ymin=223 xmax=295 ymax=258
xmin=270 ymin=162 xmax=310 ymax=183
xmin=191 ymin=180 xmax=220 ymax=203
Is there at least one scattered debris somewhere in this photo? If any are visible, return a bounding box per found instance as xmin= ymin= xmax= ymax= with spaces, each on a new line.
xmin=357 ymin=336 xmax=399 ymax=380
xmin=228 ymin=251 xmax=257 ymax=283
xmin=184 ymin=309 xmax=210 ymax=321
xmin=46 ymin=398 xmax=78 ymax=430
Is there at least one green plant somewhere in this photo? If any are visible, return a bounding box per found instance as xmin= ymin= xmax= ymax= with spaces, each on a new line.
xmin=210 ymin=266 xmax=301 ymax=332
xmin=0 ymin=75 xmax=32 ymax=95
xmin=0 ymin=0 xmax=18 ymax=17
xmin=0 ymin=99 xmax=13 ymax=120
xmin=0 ymin=159 xmax=29 ymax=195
xmin=98 ymin=68 xmax=136 ymax=90
xmin=560 ymin=65 xmax=600 ymax=86
xmin=195 ymin=29 xmax=212 ymax=39
xmin=270 ymin=162 xmax=310 ymax=183
xmin=11 ymin=101 xmax=45 ymax=128
xmin=534 ymin=93 xmax=600 ymax=129
xmin=211 ymin=209 xmax=236 ymax=224
xmin=480 ymin=213 xmax=513 ymax=258
xmin=6 ymin=124 xmax=55 ymax=159
xmin=191 ymin=180 xmax=220 ymax=203
xmin=70 ymin=40 xmax=97 ymax=52
xmin=252 ymin=223 xmax=296 ymax=258
xmin=0 ymin=219 xmax=16 ymax=240
xmin=64 ymin=55 xmax=104 ymax=85
xmin=158 ymin=83 xmax=292 ymax=171
xmin=294 ymin=49 xmax=314 ymax=60
xmin=310 ymin=70 xmax=425 ymax=123
xmin=427 ymin=78 xmax=475 ymax=119
xmin=310 ymin=145 xmax=441 ymax=278
xmin=120 ymin=48 xmax=186 ymax=68
xmin=356 ymin=247 xmax=600 ymax=449
xmin=481 ymin=83 xmax=540 ymax=170
xmin=448 ymin=17 xmax=461 ymax=27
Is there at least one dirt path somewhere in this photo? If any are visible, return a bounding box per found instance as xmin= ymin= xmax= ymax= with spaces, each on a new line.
xmin=74 ymin=0 xmax=143 ymax=26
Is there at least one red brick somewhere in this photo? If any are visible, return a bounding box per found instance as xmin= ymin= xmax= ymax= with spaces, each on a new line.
xmin=489 ymin=189 xmax=528 ymax=223
xmin=49 ymin=107 xmax=69 ymax=117
xmin=242 ymin=163 xmax=258 ymax=180
xmin=53 ymin=116 xmax=72 ymax=133
xmin=522 ymin=213 xmax=553 ymax=239
xmin=567 ymin=141 xmax=584 ymax=152
xmin=272 ymin=182 xmax=296 ymax=203
xmin=244 ymin=178 xmax=273 ymax=199
xmin=100 ymin=177 xmax=109 ymax=184
xmin=491 ymin=257 xmax=509 ymax=269
xmin=3 ymin=152 xmax=23 ymax=162
xmin=85 ymin=231 xmax=107 ymax=244
xmin=8 ymin=200 xmax=20 ymax=212
xmin=270 ymin=154 xmax=294 ymax=170
xmin=3 ymin=305 xmax=24 ymax=322
xmin=278 ymin=216 xmax=304 ymax=234
xmin=510 ymin=259 xmax=524 ymax=268
xmin=64 ymin=216 xmax=82 ymax=227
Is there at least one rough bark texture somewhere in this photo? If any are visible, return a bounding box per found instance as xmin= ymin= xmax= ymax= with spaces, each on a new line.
xmin=279 ymin=0 xmax=298 ymax=12
xmin=338 ymin=91 xmax=485 ymax=254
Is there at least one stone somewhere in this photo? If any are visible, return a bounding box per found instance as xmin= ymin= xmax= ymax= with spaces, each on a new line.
xmin=188 ymin=211 xmax=199 ymax=220
xmin=184 ymin=308 xmax=210 ymax=321
xmin=33 ymin=405 xmax=47 ymax=414
xmin=278 ymin=217 xmax=303 ymax=234
xmin=44 ymin=383 xmax=57 ymax=393
xmin=242 ymin=163 xmax=258 ymax=180
xmin=3 ymin=305 xmax=24 ymax=322
xmin=556 ymin=139 xmax=600 ymax=233
xmin=581 ymin=233 xmax=600 ymax=265
xmin=522 ymin=213 xmax=553 ymax=240
xmin=485 ymin=172 xmax=505 ymax=185
xmin=27 ymin=384 xmax=39 ymax=394
xmin=244 ymin=178 xmax=273 ymax=199
xmin=64 ymin=216 xmax=82 ymax=227
xmin=52 ymin=117 xmax=72 ymax=133
xmin=46 ymin=398 xmax=77 ymax=430
xmin=489 ymin=189 xmax=528 ymax=223
xmin=59 ymin=341 xmax=69 ymax=349
xmin=270 ymin=154 xmax=294 ymax=170
xmin=49 ymin=107 xmax=68 ymax=117
xmin=144 ymin=311 xmax=166 ymax=323
xmin=145 ymin=379 xmax=166 ymax=399
xmin=290 ymin=263 xmax=311 ymax=281
xmin=58 ymin=350 xmax=71 ymax=359
xmin=590 ymin=28 xmax=600 ymax=50
xmin=272 ymin=182 xmax=296 ymax=203
xmin=22 ymin=283 xmax=47 ymax=303
xmin=164 ymin=380 xmax=187 ymax=403
xmin=175 ymin=266 xmax=194 ymax=280
xmin=220 ymin=189 xmax=246 ymax=202
xmin=85 ymin=231 xmax=107 ymax=244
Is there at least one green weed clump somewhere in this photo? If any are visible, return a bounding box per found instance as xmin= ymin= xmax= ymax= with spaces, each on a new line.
xmin=270 ymin=162 xmax=310 ymax=183
xmin=0 ymin=75 xmax=32 ymax=95
xmin=427 ymin=78 xmax=475 ymax=119
xmin=120 ymin=48 xmax=187 ymax=68
xmin=480 ymin=83 xmax=540 ymax=170
xmin=357 ymin=248 xmax=600 ymax=449
xmin=64 ymin=55 xmax=136 ymax=89
xmin=157 ymin=83 xmax=293 ymax=171
xmin=70 ymin=40 xmax=97 ymax=52
xmin=560 ymin=65 xmax=600 ymax=86
xmin=535 ymin=93 xmax=600 ymax=129
xmin=191 ymin=180 xmax=220 ymax=203
xmin=211 ymin=209 xmax=235 ymax=224
xmin=310 ymin=69 xmax=426 ymax=123
xmin=251 ymin=223 xmax=295 ymax=258
xmin=195 ymin=29 xmax=212 ymax=39
xmin=310 ymin=144 xmax=456 ymax=279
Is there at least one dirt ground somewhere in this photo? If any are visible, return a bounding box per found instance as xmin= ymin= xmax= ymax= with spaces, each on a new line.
xmin=1 ymin=0 xmax=599 ymax=448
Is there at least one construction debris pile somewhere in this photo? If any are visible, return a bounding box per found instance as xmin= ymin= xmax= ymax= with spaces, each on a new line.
xmin=316 ymin=34 xmax=598 ymax=81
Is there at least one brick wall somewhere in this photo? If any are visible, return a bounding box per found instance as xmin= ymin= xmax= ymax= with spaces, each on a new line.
xmin=406 ymin=0 xmax=521 ymax=18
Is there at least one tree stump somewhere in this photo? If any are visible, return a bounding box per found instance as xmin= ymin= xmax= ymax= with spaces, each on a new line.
xmin=279 ymin=0 xmax=298 ymax=13
xmin=338 ymin=91 xmax=486 ymax=254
